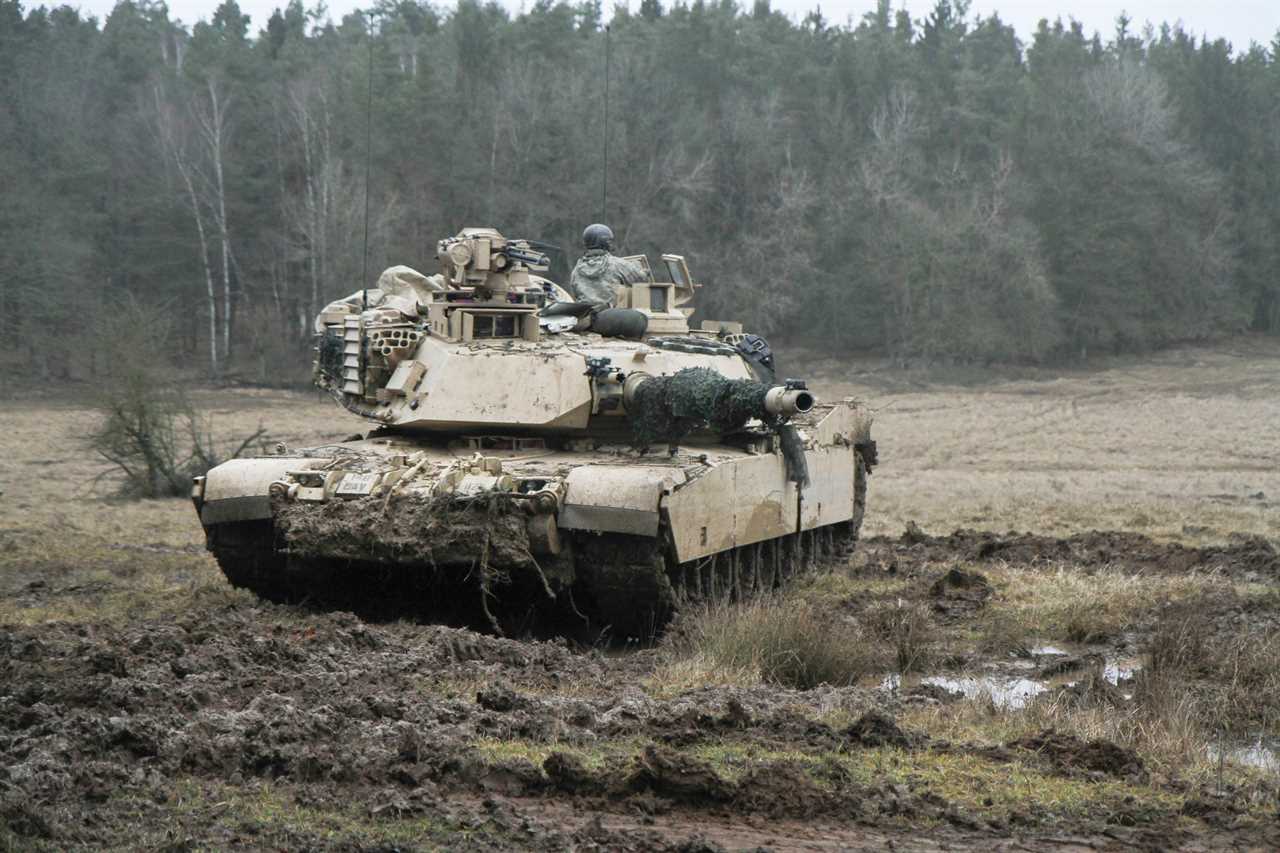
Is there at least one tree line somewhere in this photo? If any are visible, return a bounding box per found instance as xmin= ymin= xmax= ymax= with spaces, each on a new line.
xmin=1 ymin=0 xmax=1278 ymax=379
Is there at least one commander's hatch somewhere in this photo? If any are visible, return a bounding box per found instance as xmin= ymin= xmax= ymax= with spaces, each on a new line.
xmin=661 ymin=254 xmax=698 ymax=316
xmin=617 ymin=253 xmax=700 ymax=331
xmin=623 ymin=254 xmax=653 ymax=281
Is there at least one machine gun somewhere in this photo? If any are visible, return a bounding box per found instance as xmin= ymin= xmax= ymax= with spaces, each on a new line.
xmin=502 ymin=244 xmax=551 ymax=268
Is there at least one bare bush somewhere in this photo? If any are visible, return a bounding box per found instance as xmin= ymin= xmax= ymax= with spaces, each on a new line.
xmin=87 ymin=298 xmax=266 ymax=498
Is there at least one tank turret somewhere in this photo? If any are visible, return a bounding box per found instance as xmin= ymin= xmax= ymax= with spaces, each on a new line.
xmin=192 ymin=228 xmax=875 ymax=639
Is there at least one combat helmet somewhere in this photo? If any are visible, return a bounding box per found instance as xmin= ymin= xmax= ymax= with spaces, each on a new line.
xmin=582 ymin=223 xmax=614 ymax=251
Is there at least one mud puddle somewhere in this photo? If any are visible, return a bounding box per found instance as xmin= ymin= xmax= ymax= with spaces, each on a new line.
xmin=1210 ymin=738 xmax=1280 ymax=773
xmin=879 ymin=643 xmax=1142 ymax=709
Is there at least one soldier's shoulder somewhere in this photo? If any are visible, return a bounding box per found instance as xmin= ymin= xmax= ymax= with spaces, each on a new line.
xmin=611 ymin=255 xmax=647 ymax=280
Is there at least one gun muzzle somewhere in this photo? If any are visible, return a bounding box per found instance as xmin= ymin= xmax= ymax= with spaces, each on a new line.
xmin=764 ymin=386 xmax=815 ymax=416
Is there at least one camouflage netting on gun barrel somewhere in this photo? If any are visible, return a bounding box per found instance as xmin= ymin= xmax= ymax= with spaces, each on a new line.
xmin=629 ymin=366 xmax=775 ymax=450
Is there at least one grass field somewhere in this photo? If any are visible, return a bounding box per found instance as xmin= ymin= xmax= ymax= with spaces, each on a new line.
xmin=815 ymin=337 xmax=1280 ymax=544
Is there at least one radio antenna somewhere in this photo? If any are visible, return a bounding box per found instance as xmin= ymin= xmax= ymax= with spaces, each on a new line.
xmin=601 ymin=23 xmax=610 ymax=222
xmin=361 ymin=10 xmax=375 ymax=312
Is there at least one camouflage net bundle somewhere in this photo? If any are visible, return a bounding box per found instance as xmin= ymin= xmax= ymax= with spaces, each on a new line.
xmin=629 ymin=367 xmax=778 ymax=451
xmin=316 ymin=331 xmax=346 ymax=385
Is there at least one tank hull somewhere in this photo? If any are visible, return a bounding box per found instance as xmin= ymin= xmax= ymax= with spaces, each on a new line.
xmin=195 ymin=402 xmax=872 ymax=639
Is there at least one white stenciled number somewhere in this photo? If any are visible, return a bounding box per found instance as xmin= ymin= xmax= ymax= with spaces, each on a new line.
xmin=336 ymin=472 xmax=377 ymax=496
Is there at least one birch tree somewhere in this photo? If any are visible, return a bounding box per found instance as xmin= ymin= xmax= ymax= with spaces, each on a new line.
xmin=151 ymin=82 xmax=220 ymax=373
xmin=190 ymin=76 xmax=236 ymax=364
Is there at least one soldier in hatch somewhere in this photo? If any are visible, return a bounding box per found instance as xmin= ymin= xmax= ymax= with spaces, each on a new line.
xmin=569 ymin=223 xmax=647 ymax=310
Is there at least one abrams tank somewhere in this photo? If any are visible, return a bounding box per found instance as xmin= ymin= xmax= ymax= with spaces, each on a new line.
xmin=192 ymin=227 xmax=876 ymax=638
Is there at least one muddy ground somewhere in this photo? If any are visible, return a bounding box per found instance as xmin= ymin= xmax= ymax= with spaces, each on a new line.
xmin=4 ymin=528 xmax=1280 ymax=851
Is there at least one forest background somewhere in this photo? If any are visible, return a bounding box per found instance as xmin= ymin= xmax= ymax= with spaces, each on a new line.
xmin=2 ymin=0 xmax=1278 ymax=382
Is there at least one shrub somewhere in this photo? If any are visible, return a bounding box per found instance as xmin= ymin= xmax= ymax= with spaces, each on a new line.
xmin=664 ymin=598 xmax=883 ymax=690
xmin=87 ymin=298 xmax=266 ymax=498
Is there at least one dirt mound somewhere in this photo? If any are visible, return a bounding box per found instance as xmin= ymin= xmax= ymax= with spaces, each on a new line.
xmin=0 ymin=608 xmax=614 ymax=845
xmin=843 ymin=711 xmax=924 ymax=749
xmin=1008 ymin=730 xmax=1146 ymax=782
xmin=929 ymin=567 xmax=992 ymax=616
xmin=543 ymin=751 xmax=604 ymax=795
xmin=901 ymin=683 xmax=965 ymax=705
xmin=515 ymin=739 xmax=848 ymax=822
xmin=629 ymin=745 xmax=736 ymax=803
xmin=1036 ymin=653 xmax=1104 ymax=678
xmin=476 ymin=683 xmax=533 ymax=712
xmin=872 ymin=526 xmax=1280 ymax=580
xmin=1037 ymin=672 xmax=1128 ymax=710
xmin=0 ymin=601 xmax=914 ymax=847
xmin=732 ymin=762 xmax=834 ymax=818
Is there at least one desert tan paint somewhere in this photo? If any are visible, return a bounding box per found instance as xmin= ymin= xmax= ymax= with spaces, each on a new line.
xmin=196 ymin=228 xmax=873 ymax=584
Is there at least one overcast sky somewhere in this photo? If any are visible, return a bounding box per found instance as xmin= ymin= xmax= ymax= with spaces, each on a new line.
xmin=66 ymin=0 xmax=1280 ymax=55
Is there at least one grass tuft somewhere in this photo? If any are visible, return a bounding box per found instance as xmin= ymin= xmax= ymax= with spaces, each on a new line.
xmin=1141 ymin=604 xmax=1280 ymax=737
xmin=659 ymin=598 xmax=885 ymax=690
xmin=866 ymin=599 xmax=935 ymax=673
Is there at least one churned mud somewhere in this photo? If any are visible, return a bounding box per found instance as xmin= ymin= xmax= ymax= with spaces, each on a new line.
xmin=0 ymin=608 xmax=972 ymax=850
xmin=4 ymin=528 xmax=1280 ymax=850
xmin=872 ymin=524 xmax=1280 ymax=581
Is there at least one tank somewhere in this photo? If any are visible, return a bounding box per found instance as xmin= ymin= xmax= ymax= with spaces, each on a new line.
xmin=192 ymin=227 xmax=876 ymax=639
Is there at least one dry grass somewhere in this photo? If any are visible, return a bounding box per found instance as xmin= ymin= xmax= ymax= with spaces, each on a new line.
xmin=899 ymin=604 xmax=1280 ymax=792
xmin=472 ymin=732 xmax=1198 ymax=828
xmin=1140 ymin=605 xmax=1280 ymax=737
xmin=656 ymin=598 xmax=885 ymax=690
xmin=974 ymin=563 xmax=1227 ymax=648
xmin=865 ymin=599 xmax=935 ymax=673
xmin=901 ymin=693 xmax=1229 ymax=787
xmin=815 ymin=340 xmax=1280 ymax=545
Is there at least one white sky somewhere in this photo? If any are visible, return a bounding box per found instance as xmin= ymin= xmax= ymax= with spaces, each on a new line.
xmin=65 ymin=0 xmax=1280 ymax=55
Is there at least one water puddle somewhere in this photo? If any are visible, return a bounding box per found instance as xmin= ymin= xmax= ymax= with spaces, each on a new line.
xmin=880 ymin=673 xmax=1044 ymax=708
xmin=879 ymin=643 xmax=1143 ymax=710
xmin=1103 ymin=659 xmax=1139 ymax=684
xmin=1209 ymin=739 xmax=1280 ymax=772
xmin=925 ymin=675 xmax=1047 ymax=708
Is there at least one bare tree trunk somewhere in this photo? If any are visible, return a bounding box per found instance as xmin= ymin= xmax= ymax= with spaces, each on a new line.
xmin=151 ymin=85 xmax=219 ymax=374
xmin=183 ymin=168 xmax=219 ymax=374
xmin=287 ymin=81 xmax=341 ymax=326
xmin=210 ymin=82 xmax=233 ymax=366
xmin=193 ymin=78 xmax=235 ymax=369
